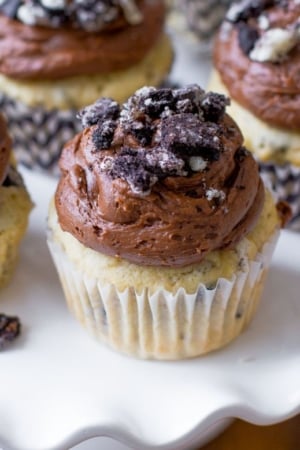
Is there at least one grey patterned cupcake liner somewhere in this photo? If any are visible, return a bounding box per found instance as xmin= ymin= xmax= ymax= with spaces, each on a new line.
xmin=0 ymin=92 xmax=82 ymax=176
xmin=0 ymin=79 xmax=179 ymax=176
xmin=259 ymin=162 xmax=300 ymax=231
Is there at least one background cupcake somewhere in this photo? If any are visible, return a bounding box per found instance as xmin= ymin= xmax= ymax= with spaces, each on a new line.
xmin=210 ymin=0 xmax=300 ymax=229
xmin=48 ymin=85 xmax=287 ymax=360
xmin=167 ymin=0 xmax=234 ymax=46
xmin=0 ymin=0 xmax=172 ymax=174
xmin=0 ymin=113 xmax=32 ymax=289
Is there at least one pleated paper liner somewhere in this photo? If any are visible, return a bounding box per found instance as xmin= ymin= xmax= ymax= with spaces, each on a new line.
xmin=48 ymin=229 xmax=279 ymax=360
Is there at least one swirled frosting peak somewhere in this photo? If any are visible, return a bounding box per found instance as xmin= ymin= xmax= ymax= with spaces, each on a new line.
xmin=0 ymin=0 xmax=164 ymax=80
xmin=0 ymin=0 xmax=142 ymax=31
xmin=56 ymin=85 xmax=265 ymax=267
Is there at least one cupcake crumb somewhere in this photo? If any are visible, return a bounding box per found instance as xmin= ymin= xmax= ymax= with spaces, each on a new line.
xmin=0 ymin=314 xmax=21 ymax=350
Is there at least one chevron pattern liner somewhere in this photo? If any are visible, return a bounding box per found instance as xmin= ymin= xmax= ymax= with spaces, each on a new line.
xmin=0 ymin=92 xmax=82 ymax=176
xmin=259 ymin=161 xmax=300 ymax=231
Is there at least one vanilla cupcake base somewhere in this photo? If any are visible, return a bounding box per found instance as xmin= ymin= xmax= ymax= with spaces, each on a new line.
xmin=209 ymin=70 xmax=300 ymax=165
xmin=0 ymin=34 xmax=173 ymax=175
xmin=0 ymin=182 xmax=32 ymax=288
xmin=48 ymin=191 xmax=280 ymax=359
xmin=209 ymin=70 xmax=300 ymax=229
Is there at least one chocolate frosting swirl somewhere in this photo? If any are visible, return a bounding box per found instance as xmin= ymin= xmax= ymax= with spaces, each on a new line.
xmin=0 ymin=0 xmax=165 ymax=80
xmin=213 ymin=0 xmax=300 ymax=130
xmin=0 ymin=113 xmax=12 ymax=186
xmin=55 ymin=85 xmax=265 ymax=267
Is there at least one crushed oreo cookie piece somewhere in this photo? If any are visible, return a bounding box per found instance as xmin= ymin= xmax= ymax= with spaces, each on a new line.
xmin=17 ymin=1 xmax=68 ymax=27
xmin=1 ymin=0 xmax=142 ymax=31
xmin=87 ymin=85 xmax=230 ymax=194
xmin=174 ymin=85 xmax=205 ymax=116
xmin=161 ymin=114 xmax=222 ymax=161
xmin=130 ymin=120 xmax=154 ymax=146
xmin=92 ymin=119 xmax=117 ymax=149
xmin=249 ymin=25 xmax=300 ymax=62
xmin=106 ymin=146 xmax=186 ymax=195
xmin=226 ymin=0 xmax=275 ymax=24
xmin=137 ymin=88 xmax=176 ymax=118
xmin=107 ymin=147 xmax=159 ymax=195
xmin=78 ymin=98 xmax=120 ymax=128
xmin=72 ymin=0 xmax=119 ymax=32
xmin=225 ymin=0 xmax=299 ymax=57
xmin=0 ymin=314 xmax=21 ymax=350
xmin=120 ymin=84 xmax=228 ymax=124
xmin=237 ymin=22 xmax=260 ymax=54
xmin=201 ymin=92 xmax=230 ymax=122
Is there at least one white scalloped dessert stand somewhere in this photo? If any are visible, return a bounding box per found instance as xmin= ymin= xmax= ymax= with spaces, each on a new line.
xmin=0 ymin=31 xmax=300 ymax=450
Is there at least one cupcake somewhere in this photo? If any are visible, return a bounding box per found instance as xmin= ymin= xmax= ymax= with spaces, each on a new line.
xmin=0 ymin=0 xmax=173 ymax=175
xmin=210 ymin=0 xmax=300 ymax=229
xmin=0 ymin=113 xmax=32 ymax=288
xmin=168 ymin=0 xmax=234 ymax=46
xmin=48 ymin=84 xmax=289 ymax=360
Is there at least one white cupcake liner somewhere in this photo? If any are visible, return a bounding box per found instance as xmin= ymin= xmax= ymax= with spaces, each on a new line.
xmin=48 ymin=230 xmax=279 ymax=360
xmin=0 ymin=92 xmax=81 ymax=176
xmin=259 ymin=162 xmax=300 ymax=231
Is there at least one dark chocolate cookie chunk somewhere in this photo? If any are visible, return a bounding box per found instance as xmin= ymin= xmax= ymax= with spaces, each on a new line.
xmin=85 ymin=85 xmax=231 ymax=194
xmin=161 ymin=114 xmax=222 ymax=161
xmin=92 ymin=119 xmax=117 ymax=150
xmin=237 ymin=22 xmax=260 ymax=55
xmin=0 ymin=314 xmax=21 ymax=350
xmin=106 ymin=146 xmax=186 ymax=195
xmin=226 ymin=0 xmax=276 ymax=24
xmin=201 ymin=92 xmax=230 ymax=122
xmin=79 ymin=98 xmax=120 ymax=128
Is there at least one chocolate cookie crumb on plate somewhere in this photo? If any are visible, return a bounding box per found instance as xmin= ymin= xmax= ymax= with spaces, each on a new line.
xmin=0 ymin=314 xmax=21 ymax=350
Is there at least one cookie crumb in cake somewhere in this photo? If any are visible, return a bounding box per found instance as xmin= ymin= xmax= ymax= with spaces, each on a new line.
xmin=0 ymin=314 xmax=21 ymax=350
